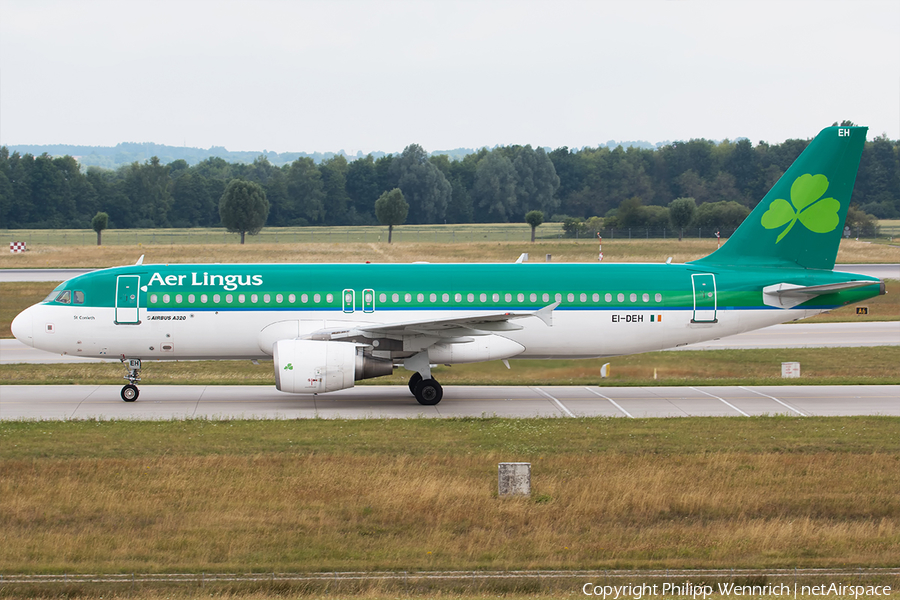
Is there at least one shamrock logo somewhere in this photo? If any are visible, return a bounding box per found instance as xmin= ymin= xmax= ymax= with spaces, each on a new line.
xmin=761 ymin=174 xmax=841 ymax=243
xmin=283 ymin=363 xmax=293 ymax=371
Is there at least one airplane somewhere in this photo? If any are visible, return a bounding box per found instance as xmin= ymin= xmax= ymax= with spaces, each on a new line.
xmin=11 ymin=126 xmax=885 ymax=405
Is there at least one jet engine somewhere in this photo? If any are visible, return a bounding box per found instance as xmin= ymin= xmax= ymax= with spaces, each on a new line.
xmin=273 ymin=339 xmax=392 ymax=393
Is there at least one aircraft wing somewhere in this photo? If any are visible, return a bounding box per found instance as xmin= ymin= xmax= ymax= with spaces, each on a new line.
xmin=355 ymin=301 xmax=559 ymax=338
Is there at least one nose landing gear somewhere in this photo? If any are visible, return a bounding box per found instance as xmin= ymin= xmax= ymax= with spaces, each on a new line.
xmin=121 ymin=358 xmax=142 ymax=402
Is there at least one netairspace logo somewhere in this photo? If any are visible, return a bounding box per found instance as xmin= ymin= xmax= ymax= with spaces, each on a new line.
xmin=581 ymin=581 xmax=892 ymax=598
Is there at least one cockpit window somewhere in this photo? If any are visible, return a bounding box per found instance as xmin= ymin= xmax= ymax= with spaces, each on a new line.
xmin=55 ymin=290 xmax=72 ymax=304
xmin=43 ymin=291 xmax=58 ymax=303
xmin=74 ymin=291 xmax=85 ymax=304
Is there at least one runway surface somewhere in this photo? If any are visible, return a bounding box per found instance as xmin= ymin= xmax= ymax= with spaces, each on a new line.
xmin=2 ymin=321 xmax=897 ymax=365
xmin=834 ymin=263 xmax=900 ymax=279
xmin=0 ymin=384 xmax=897 ymax=419
xmin=1 ymin=264 xmax=897 ymax=283
xmin=0 ymin=268 xmax=94 ymax=282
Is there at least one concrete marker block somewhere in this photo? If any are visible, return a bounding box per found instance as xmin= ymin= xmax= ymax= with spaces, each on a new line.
xmin=498 ymin=462 xmax=531 ymax=497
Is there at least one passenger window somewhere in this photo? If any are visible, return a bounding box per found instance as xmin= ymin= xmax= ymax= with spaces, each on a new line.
xmin=580 ymin=293 xmax=587 ymax=302
xmin=630 ymin=293 xmax=637 ymax=302
xmin=555 ymin=293 xmax=562 ymax=302
xmin=74 ymin=291 xmax=85 ymax=304
xmin=567 ymin=293 xmax=574 ymax=302
xmin=150 ymin=294 xmax=158 ymax=304
xmin=404 ymin=293 xmax=412 ymax=303
xmin=326 ymin=293 xmax=333 ymax=303
xmin=275 ymin=294 xmax=282 ymax=303
xmin=56 ymin=290 xmax=72 ymax=304
xmin=467 ymin=293 xmax=474 ymax=302
xmin=289 ymin=294 xmax=296 ymax=303
xmin=176 ymin=294 xmax=183 ymax=303
xmin=417 ymin=293 xmax=425 ymax=302
xmin=163 ymin=294 xmax=171 ymax=304
xmin=443 ymin=293 xmax=450 ymax=302
xmin=189 ymin=294 xmax=196 ymax=303
xmin=238 ymin=294 xmax=245 ymax=303
xmin=380 ymin=293 xmax=387 ymax=303
xmin=201 ymin=294 xmax=208 ymax=303
xmin=655 ymin=293 xmax=662 ymax=302
xmin=454 ymin=293 xmax=461 ymax=302
xmin=542 ymin=293 xmax=550 ymax=302
xmin=225 ymin=294 xmax=233 ymax=304
xmin=517 ymin=293 xmax=524 ymax=302
xmin=392 ymin=293 xmax=399 ymax=303
xmin=251 ymin=294 xmax=258 ymax=303
xmin=592 ymin=293 xmax=599 ymax=302
xmin=480 ymin=293 xmax=487 ymax=302
xmin=492 ymin=293 xmax=499 ymax=302
xmin=314 ymin=294 xmax=321 ymax=303
xmin=530 ymin=293 xmax=537 ymax=302
xmin=617 ymin=293 xmax=624 ymax=302
xmin=642 ymin=293 xmax=649 ymax=302
xmin=605 ymin=293 xmax=612 ymax=302
xmin=430 ymin=293 xmax=437 ymax=302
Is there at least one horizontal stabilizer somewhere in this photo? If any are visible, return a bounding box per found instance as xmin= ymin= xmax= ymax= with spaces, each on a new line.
xmin=763 ymin=280 xmax=881 ymax=309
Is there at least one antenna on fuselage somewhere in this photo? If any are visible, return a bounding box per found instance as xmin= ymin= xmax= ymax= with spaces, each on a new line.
xmin=135 ymin=255 xmax=144 ymax=265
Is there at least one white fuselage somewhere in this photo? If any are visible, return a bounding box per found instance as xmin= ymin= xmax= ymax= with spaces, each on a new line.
xmin=14 ymin=302 xmax=823 ymax=362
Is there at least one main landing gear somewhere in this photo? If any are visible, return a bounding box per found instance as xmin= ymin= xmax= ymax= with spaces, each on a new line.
xmin=121 ymin=358 xmax=142 ymax=402
xmin=408 ymin=372 xmax=443 ymax=406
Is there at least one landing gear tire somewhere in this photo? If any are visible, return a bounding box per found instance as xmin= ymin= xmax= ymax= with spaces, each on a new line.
xmin=408 ymin=372 xmax=423 ymax=394
xmin=414 ymin=378 xmax=443 ymax=406
xmin=121 ymin=384 xmax=139 ymax=402
xmin=121 ymin=358 xmax=142 ymax=403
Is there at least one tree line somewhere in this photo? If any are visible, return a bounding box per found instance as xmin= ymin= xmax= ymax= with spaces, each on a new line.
xmin=1 ymin=130 xmax=897 ymax=231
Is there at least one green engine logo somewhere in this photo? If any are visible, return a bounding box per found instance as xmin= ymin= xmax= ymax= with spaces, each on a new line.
xmin=283 ymin=363 xmax=293 ymax=371
xmin=761 ymin=174 xmax=841 ymax=243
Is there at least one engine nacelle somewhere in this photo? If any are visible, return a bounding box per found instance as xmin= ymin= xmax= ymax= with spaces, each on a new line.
xmin=273 ymin=339 xmax=392 ymax=394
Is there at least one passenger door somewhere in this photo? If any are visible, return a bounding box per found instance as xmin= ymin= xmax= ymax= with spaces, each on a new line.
xmin=115 ymin=275 xmax=141 ymax=324
xmin=691 ymin=273 xmax=717 ymax=323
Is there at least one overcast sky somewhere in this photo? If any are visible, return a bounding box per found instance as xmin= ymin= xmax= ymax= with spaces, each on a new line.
xmin=1 ymin=0 xmax=898 ymax=155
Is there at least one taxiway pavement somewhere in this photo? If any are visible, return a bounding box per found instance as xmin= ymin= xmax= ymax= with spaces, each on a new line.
xmin=0 ymin=384 xmax=896 ymax=420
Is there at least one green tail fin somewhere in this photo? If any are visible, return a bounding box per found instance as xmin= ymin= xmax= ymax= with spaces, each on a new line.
xmin=692 ymin=125 xmax=867 ymax=270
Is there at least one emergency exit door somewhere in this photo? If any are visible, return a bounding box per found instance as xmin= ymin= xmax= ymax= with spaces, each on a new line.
xmin=342 ymin=289 xmax=355 ymax=313
xmin=115 ymin=275 xmax=141 ymax=324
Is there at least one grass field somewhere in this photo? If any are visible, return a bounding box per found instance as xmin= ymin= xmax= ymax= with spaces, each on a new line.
xmin=1 ymin=417 xmax=898 ymax=578
xmin=878 ymin=219 xmax=900 ymax=238
xmin=5 ymin=223 xmax=577 ymax=247
xmin=1 ymin=234 xmax=899 ymax=270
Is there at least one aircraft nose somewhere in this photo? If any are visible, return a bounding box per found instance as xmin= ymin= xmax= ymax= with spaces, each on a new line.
xmin=11 ymin=306 xmax=34 ymax=347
